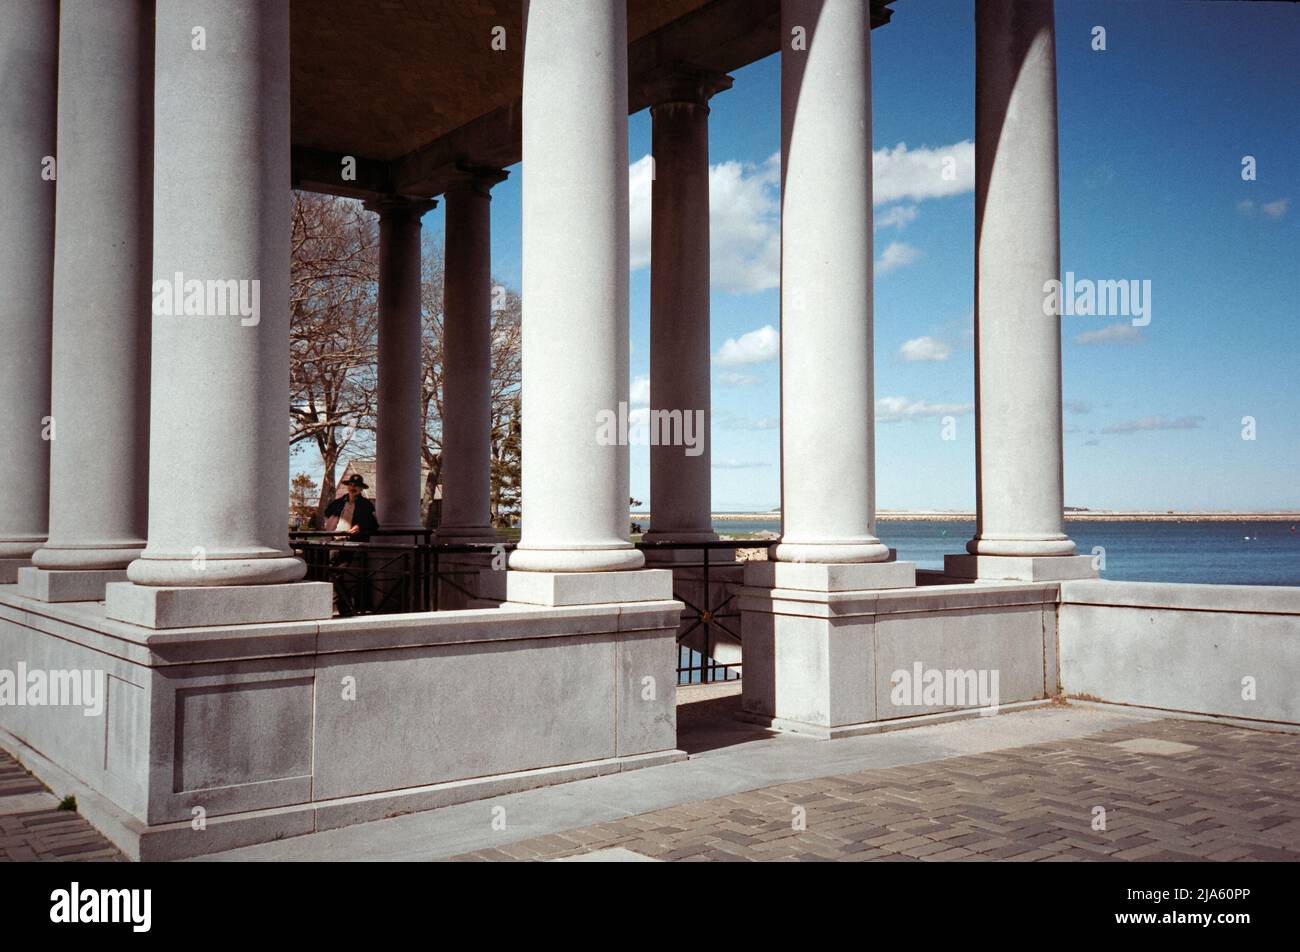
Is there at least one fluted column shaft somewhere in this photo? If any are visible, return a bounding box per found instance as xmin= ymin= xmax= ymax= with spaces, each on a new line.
xmin=643 ymin=69 xmax=732 ymax=553
xmin=34 ymin=0 xmax=153 ymax=571
xmin=510 ymin=0 xmax=643 ymax=573
xmin=967 ymin=0 xmax=1075 ymax=558
xmin=437 ymin=171 xmax=505 ymax=542
xmin=128 ymin=0 xmax=303 ymax=586
xmin=368 ymin=197 xmax=435 ymax=532
xmin=0 ymin=1 xmax=57 ymax=566
xmin=772 ymin=0 xmax=887 ymax=564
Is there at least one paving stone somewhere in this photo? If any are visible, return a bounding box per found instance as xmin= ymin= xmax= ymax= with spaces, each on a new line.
xmin=449 ymin=718 xmax=1300 ymax=863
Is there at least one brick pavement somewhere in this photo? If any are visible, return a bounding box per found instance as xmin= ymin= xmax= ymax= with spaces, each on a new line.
xmin=451 ymin=717 xmax=1300 ymax=862
xmin=3 ymin=711 xmax=1297 ymax=863
xmin=0 ymin=751 xmax=124 ymax=862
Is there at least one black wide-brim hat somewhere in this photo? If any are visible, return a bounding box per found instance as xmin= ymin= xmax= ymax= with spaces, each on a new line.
xmin=342 ymin=475 xmax=369 ymax=489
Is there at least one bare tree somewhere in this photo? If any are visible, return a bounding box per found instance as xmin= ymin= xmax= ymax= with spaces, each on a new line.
xmin=288 ymin=192 xmax=379 ymax=520
xmin=417 ymin=239 xmax=523 ymax=528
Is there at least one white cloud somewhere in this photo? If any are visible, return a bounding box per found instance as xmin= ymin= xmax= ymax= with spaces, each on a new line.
xmin=1101 ymin=415 xmax=1204 ymax=434
xmin=629 ymin=142 xmax=971 ymax=293
xmin=876 ymin=396 xmax=974 ymax=423
xmin=722 ymin=414 xmax=779 ymax=431
xmin=1237 ymin=197 xmax=1289 ymax=220
xmin=714 ymin=324 xmax=778 ymax=366
xmin=709 ymin=154 xmax=782 ymax=293
xmin=872 ymin=141 xmax=975 ymax=205
xmin=628 ymin=155 xmax=655 ymax=270
xmin=718 ymin=371 xmax=762 ymax=388
xmin=629 ymin=374 xmax=650 ymax=408
xmin=875 ymin=204 xmax=918 ymax=231
xmin=899 ymin=335 xmax=951 ymax=362
xmin=1073 ymin=323 xmax=1141 ymax=345
xmin=1262 ymin=198 xmax=1290 ymax=219
xmin=875 ymin=241 xmax=922 ymax=275
xmin=1063 ymin=399 xmax=1092 ymax=415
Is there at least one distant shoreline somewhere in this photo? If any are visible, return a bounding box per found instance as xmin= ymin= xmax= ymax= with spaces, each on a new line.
xmin=630 ymin=511 xmax=1300 ymax=523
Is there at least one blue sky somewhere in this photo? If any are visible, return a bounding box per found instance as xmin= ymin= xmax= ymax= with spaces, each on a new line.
xmin=412 ymin=0 xmax=1300 ymax=512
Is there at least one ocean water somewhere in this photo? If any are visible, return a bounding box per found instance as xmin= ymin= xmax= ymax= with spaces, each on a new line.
xmin=711 ymin=518 xmax=1300 ymax=586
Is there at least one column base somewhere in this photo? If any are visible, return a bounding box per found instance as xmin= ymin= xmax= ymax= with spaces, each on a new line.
xmin=769 ymin=538 xmax=891 ymax=563
xmin=104 ymin=581 xmax=334 ymax=629
xmin=508 ymin=545 xmax=645 ymax=573
xmin=504 ymin=569 xmax=673 ymax=607
xmin=944 ymin=553 xmax=1098 ymax=582
xmin=126 ymin=554 xmax=307 ymax=586
xmin=31 ymin=543 xmax=143 ymax=571
xmin=0 ymin=558 xmax=33 ymax=585
xmin=16 ymin=566 xmax=128 ymax=602
xmin=744 ymin=559 xmax=916 ymax=591
xmin=965 ymin=537 xmax=1077 ymax=557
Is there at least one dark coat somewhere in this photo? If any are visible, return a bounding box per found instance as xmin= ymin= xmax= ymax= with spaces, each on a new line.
xmin=324 ymin=494 xmax=380 ymax=541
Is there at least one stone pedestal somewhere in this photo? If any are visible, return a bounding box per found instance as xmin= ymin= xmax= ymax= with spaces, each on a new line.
xmin=17 ymin=567 xmax=129 ymax=603
xmin=105 ymin=581 xmax=333 ymax=630
xmin=944 ymin=553 xmax=1097 ymax=582
xmin=0 ymin=561 xmax=32 ymax=586
xmin=739 ymin=567 xmax=1058 ymax=738
xmin=504 ymin=569 xmax=673 ymax=608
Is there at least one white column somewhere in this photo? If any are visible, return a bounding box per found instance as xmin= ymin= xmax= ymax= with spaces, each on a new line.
xmin=125 ymin=0 xmax=305 ymax=588
xmin=772 ymin=0 xmax=887 ymax=564
xmin=366 ymin=197 xmax=436 ymax=533
xmin=436 ymin=169 xmax=506 ymax=542
xmin=0 ymin=0 xmax=57 ymax=581
xmin=31 ymin=0 xmax=152 ymax=578
xmin=641 ymin=68 xmax=731 ymax=556
xmin=966 ymin=0 xmax=1075 ymax=558
xmin=510 ymin=0 xmax=644 ymax=574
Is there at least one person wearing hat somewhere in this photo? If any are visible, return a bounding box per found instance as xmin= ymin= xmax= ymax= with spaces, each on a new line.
xmin=324 ymin=473 xmax=380 ymax=541
xmin=322 ymin=474 xmax=380 ymax=616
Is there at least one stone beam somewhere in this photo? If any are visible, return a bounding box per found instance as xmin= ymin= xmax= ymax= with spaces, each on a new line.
xmin=291 ymin=145 xmax=392 ymax=200
xmin=374 ymin=0 xmax=894 ymax=199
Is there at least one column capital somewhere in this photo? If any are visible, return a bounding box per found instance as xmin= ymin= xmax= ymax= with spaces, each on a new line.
xmin=443 ymin=163 xmax=509 ymax=198
xmin=363 ymin=194 xmax=437 ymax=221
xmin=639 ymin=62 xmax=733 ymax=109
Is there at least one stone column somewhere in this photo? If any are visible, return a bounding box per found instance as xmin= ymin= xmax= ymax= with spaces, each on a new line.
xmin=509 ymin=0 xmax=660 ymax=597
xmin=771 ymin=0 xmax=902 ymax=575
xmin=0 ymin=1 xmax=57 ymax=584
xmin=107 ymin=0 xmax=331 ymax=628
xmin=640 ymin=67 xmax=732 ymax=560
xmin=946 ymin=0 xmax=1093 ymax=582
xmin=23 ymin=0 xmax=153 ymax=603
xmin=365 ymin=196 xmax=436 ymax=533
xmin=436 ymin=168 xmax=506 ymax=543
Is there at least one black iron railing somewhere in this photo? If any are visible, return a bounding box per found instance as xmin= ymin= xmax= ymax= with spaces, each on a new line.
xmin=289 ymin=531 xmax=509 ymax=614
xmin=634 ymin=539 xmax=763 ymax=685
xmin=289 ymin=531 xmax=773 ymax=685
